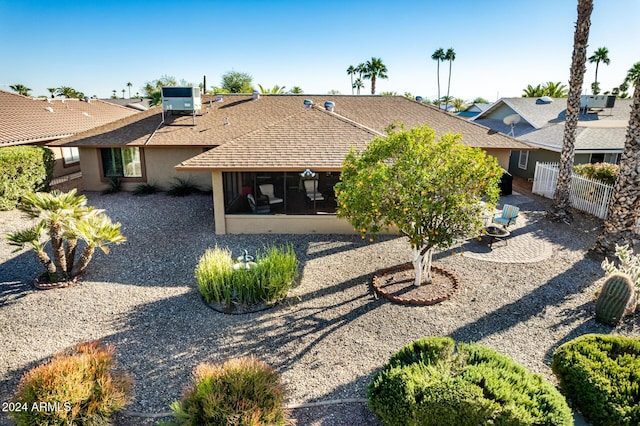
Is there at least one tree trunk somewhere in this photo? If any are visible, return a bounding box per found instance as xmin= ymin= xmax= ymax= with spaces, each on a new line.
xmin=71 ymin=246 xmax=95 ymax=277
xmin=37 ymin=250 xmax=56 ymax=275
xmin=548 ymin=0 xmax=593 ymax=223
xmin=445 ymin=61 xmax=453 ymax=112
xmin=412 ymin=245 xmax=434 ymax=286
xmin=593 ymin=78 xmax=640 ymax=255
xmin=49 ymin=221 xmax=67 ymax=276
xmin=65 ymin=238 xmax=78 ymax=274
xmin=371 ymin=76 xmax=376 ymax=95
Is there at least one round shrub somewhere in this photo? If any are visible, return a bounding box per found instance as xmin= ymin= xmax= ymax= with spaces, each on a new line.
xmin=368 ymin=336 xmax=572 ymax=426
xmin=552 ymin=334 xmax=640 ymax=426
xmin=11 ymin=341 xmax=132 ymax=426
xmin=169 ymin=356 xmax=290 ymax=425
xmin=196 ymin=244 xmax=299 ymax=307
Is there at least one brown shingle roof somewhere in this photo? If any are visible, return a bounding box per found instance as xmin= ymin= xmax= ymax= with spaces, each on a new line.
xmin=0 ymin=90 xmax=139 ymax=146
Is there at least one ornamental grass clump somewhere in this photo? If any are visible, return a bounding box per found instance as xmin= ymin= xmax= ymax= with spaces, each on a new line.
xmin=167 ymin=356 xmax=290 ymax=426
xmin=196 ymin=244 xmax=298 ymax=307
xmin=11 ymin=341 xmax=133 ymax=426
xmin=552 ymin=334 xmax=640 ymax=426
xmin=368 ymin=336 xmax=572 ymax=426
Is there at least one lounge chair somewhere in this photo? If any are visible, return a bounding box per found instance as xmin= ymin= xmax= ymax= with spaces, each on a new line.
xmin=259 ymin=184 xmax=284 ymax=205
xmin=303 ymin=179 xmax=324 ymax=201
xmin=247 ymin=193 xmax=270 ymax=214
xmin=492 ymin=204 xmax=519 ymax=228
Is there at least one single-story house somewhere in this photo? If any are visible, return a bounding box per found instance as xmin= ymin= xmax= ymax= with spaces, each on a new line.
xmin=0 ymin=90 xmax=140 ymax=183
xmin=53 ymin=93 xmax=532 ymax=234
xmin=457 ymin=102 xmax=491 ymax=119
xmin=472 ymin=96 xmax=631 ymax=179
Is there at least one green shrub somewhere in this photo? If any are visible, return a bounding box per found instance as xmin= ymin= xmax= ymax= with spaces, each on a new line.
xmin=167 ymin=356 xmax=290 ymax=426
xmin=0 ymin=146 xmax=54 ymax=210
xmin=11 ymin=341 xmax=132 ymax=426
xmin=167 ymin=177 xmax=201 ymax=197
xmin=369 ymin=336 xmax=572 ymax=426
xmin=133 ymin=182 xmax=159 ymax=196
xmin=196 ymin=244 xmax=298 ymax=307
xmin=573 ymin=162 xmax=619 ymax=186
xmin=552 ymin=334 xmax=640 ymax=426
xmin=101 ymin=177 xmax=121 ymax=194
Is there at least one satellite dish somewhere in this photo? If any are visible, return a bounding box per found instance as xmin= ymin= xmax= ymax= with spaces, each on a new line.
xmin=503 ymin=114 xmax=521 ymax=137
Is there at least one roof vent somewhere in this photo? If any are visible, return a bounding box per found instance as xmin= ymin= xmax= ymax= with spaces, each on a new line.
xmin=324 ymin=101 xmax=335 ymax=112
xmin=215 ymin=94 xmax=224 ymax=102
xmin=303 ymin=99 xmax=313 ymax=109
xmin=44 ymin=107 xmax=54 ymax=113
xmin=536 ymin=96 xmax=553 ymax=104
xmin=252 ymin=90 xmax=260 ymax=100
xmin=415 ymin=96 xmax=423 ymax=102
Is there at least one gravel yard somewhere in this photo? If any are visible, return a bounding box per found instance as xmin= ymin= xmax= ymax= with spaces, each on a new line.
xmin=1 ymin=190 xmax=639 ymax=426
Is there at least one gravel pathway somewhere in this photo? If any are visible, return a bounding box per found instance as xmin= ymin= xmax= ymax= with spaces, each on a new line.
xmin=1 ymin=190 xmax=638 ymax=426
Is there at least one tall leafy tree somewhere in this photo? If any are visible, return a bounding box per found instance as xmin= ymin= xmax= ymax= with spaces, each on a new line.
xmin=548 ymin=0 xmax=593 ymax=223
xmin=56 ymin=86 xmax=83 ymax=99
xmin=10 ymin=84 xmax=31 ymax=96
xmin=444 ymin=48 xmax=456 ymax=112
xmin=335 ymin=124 xmax=502 ymax=286
xmin=522 ymin=82 xmax=568 ymax=98
xmin=47 ymin=87 xmax=56 ymax=98
xmin=353 ymin=78 xmax=364 ymax=95
xmin=126 ymin=82 xmax=133 ymax=98
xmin=593 ymin=75 xmax=640 ymax=255
xmin=624 ymin=62 xmax=640 ymax=87
xmin=346 ymin=65 xmax=356 ymax=95
xmin=588 ymin=47 xmax=610 ymax=94
xmin=221 ymin=71 xmax=254 ymax=93
xmin=363 ymin=57 xmax=388 ymax=95
xmin=431 ymin=48 xmax=445 ymax=105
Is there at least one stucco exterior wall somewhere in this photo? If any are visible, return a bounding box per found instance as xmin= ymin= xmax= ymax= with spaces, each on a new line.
xmin=48 ymin=146 xmax=81 ymax=178
xmin=224 ymin=214 xmax=357 ymax=235
xmin=509 ymin=149 xmax=559 ymax=179
xmin=78 ymin=146 xmax=212 ymax=192
xmin=485 ymin=149 xmax=511 ymax=170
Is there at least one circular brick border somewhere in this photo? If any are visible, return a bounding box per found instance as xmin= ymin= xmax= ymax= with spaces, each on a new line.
xmin=372 ymin=263 xmax=460 ymax=306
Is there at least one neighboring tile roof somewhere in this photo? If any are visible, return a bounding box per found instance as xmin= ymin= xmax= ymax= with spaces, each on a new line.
xmin=473 ymin=97 xmax=632 ymax=152
xmin=53 ymin=94 xmax=531 ymax=170
xmin=0 ymin=90 xmax=140 ymax=147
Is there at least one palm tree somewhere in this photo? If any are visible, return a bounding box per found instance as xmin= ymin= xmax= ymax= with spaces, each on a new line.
xmin=548 ymin=0 xmax=593 ymax=223
xmin=9 ymin=84 xmax=31 ymax=96
xmin=56 ymin=86 xmax=81 ymax=98
xmin=121 ymin=89 xmax=125 ymax=99
xmin=593 ymin=73 xmax=640 ymax=255
xmin=362 ymin=57 xmax=388 ymax=95
xmin=431 ymin=48 xmax=445 ymax=105
xmin=126 ymin=82 xmax=133 ymax=98
xmin=624 ymin=62 xmax=640 ymax=87
xmin=71 ymin=213 xmax=126 ymax=276
xmin=18 ymin=190 xmax=88 ymax=279
xmin=47 ymin=87 xmax=56 ymax=98
xmin=588 ymin=47 xmax=610 ymax=94
xmin=112 ymin=89 xmax=117 ymax=99
xmin=6 ymin=221 xmax=55 ymax=275
xmin=444 ymin=48 xmax=456 ymax=112
xmin=346 ymin=65 xmax=356 ymax=95
xmin=257 ymin=84 xmax=286 ymax=94
xmin=353 ymin=78 xmax=364 ymax=95
xmin=522 ymin=84 xmax=545 ymax=97
xmin=544 ymin=81 xmax=569 ymax=97
xmin=289 ymin=86 xmax=303 ymax=94
xmin=452 ymin=98 xmax=465 ymax=112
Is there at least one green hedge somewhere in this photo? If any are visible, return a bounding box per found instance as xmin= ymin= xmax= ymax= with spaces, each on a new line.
xmin=368 ymin=336 xmax=572 ymax=426
xmin=552 ymin=334 xmax=640 ymax=426
xmin=0 ymin=146 xmax=54 ymax=210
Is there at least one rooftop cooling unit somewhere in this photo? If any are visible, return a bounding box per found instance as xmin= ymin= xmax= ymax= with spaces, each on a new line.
xmin=161 ymin=87 xmax=201 ymax=112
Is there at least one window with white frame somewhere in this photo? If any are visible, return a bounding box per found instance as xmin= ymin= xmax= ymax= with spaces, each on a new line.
xmin=62 ymin=147 xmax=80 ymax=165
xmin=518 ymin=150 xmax=529 ymax=170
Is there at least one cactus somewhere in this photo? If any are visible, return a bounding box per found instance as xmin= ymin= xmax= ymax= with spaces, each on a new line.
xmin=595 ymin=273 xmax=635 ymax=326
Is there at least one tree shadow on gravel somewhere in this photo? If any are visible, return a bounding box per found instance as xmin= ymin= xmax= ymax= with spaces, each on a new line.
xmin=449 ymin=256 xmax=603 ymax=349
xmin=0 ymin=250 xmax=40 ymax=306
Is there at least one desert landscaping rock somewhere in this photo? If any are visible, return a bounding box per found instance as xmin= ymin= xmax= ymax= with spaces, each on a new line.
xmin=1 ymin=190 xmax=638 ymax=426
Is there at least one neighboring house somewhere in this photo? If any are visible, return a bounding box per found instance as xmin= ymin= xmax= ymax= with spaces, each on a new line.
xmin=457 ymin=103 xmax=491 ymax=119
xmin=53 ymin=93 xmax=531 ymax=234
xmin=0 ymin=90 xmax=140 ymax=181
xmin=473 ymin=96 xmax=631 ymax=179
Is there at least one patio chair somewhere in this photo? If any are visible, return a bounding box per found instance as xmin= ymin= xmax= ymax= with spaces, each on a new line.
xmin=303 ymin=179 xmax=324 ymax=201
xmin=492 ymin=204 xmax=519 ymax=228
xmin=259 ymin=184 xmax=284 ymax=205
xmin=247 ymin=193 xmax=270 ymax=214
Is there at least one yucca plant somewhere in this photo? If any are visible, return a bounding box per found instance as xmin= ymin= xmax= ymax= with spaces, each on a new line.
xmin=133 ymin=182 xmax=159 ymax=196
xmin=167 ymin=177 xmax=201 ymax=197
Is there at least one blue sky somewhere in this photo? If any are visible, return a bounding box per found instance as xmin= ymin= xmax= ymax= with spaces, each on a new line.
xmin=0 ymin=0 xmax=637 ymax=102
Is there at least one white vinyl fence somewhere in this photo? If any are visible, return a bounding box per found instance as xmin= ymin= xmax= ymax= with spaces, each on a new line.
xmin=532 ymin=162 xmax=614 ymax=219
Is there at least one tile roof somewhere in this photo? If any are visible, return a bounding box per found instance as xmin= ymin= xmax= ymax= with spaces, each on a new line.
xmin=0 ymin=90 xmax=139 ymax=147
xmin=473 ymin=97 xmax=632 ymax=152
xmin=53 ymin=94 xmax=531 ymax=170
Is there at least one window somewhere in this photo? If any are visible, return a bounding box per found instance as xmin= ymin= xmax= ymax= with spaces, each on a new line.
xmin=590 ymin=153 xmax=605 ymax=163
xmin=518 ymin=150 xmax=529 ymax=170
xmin=100 ymin=147 xmax=142 ymax=178
xmin=62 ymin=147 xmax=80 ymax=165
